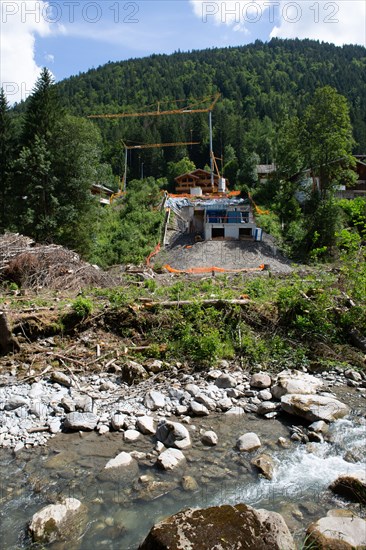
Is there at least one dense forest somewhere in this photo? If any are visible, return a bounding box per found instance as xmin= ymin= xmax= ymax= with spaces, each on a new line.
xmin=1 ymin=38 xmax=366 ymax=266
xmin=53 ymin=38 xmax=366 ymax=180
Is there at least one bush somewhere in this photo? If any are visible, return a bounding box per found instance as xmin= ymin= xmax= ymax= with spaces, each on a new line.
xmin=71 ymin=296 xmax=93 ymax=318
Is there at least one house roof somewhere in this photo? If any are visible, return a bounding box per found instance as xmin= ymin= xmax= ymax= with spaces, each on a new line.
xmin=91 ymin=183 xmax=114 ymax=195
xmin=174 ymin=172 xmax=200 ymax=181
xmin=175 ymin=168 xmax=218 ymax=182
xmin=256 ymin=164 xmax=276 ymax=175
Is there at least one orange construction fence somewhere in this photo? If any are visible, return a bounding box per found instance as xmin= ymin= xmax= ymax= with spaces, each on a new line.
xmin=146 ymin=243 xmax=265 ymax=274
xmin=146 ymin=242 xmax=161 ymax=267
xmin=162 ymin=264 xmax=265 ymax=274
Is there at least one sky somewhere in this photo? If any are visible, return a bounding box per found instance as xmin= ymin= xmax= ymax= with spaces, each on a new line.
xmin=1 ymin=0 xmax=365 ymax=104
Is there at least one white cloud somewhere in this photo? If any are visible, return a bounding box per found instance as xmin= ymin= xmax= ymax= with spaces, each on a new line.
xmin=190 ymin=0 xmax=272 ymax=32
xmin=44 ymin=53 xmax=55 ymax=63
xmin=190 ymin=0 xmax=366 ymax=45
xmin=0 ymin=1 xmax=54 ymax=104
xmin=269 ymin=0 xmax=365 ymax=46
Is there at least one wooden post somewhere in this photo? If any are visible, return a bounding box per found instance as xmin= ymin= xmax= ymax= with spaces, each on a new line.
xmin=0 ymin=311 xmax=20 ymax=355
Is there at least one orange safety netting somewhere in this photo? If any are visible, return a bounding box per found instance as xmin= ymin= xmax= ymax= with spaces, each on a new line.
xmin=248 ymin=192 xmax=270 ymax=215
xmin=146 ymin=242 xmax=161 ymax=267
xmin=162 ymin=264 xmax=265 ymax=274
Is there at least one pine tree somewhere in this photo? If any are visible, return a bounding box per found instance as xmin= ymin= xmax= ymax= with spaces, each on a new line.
xmin=22 ymin=68 xmax=60 ymax=146
xmin=0 ymin=88 xmax=14 ymax=232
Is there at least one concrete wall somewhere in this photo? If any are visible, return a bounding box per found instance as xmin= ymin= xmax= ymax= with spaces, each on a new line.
xmin=204 ymin=223 xmax=256 ymax=240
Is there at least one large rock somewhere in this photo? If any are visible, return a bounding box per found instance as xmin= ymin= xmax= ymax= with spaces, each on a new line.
xmin=251 ymin=454 xmax=275 ymax=480
xmin=250 ymin=373 xmax=272 ymax=389
xmin=272 ymin=370 xmax=323 ymax=399
xmin=281 ymin=394 xmax=349 ymax=422
xmin=236 ymin=433 xmax=261 ymax=452
xmin=257 ymin=401 xmax=278 ymax=415
xmin=156 ymin=420 xmax=191 ymax=449
xmin=215 ymin=373 xmax=237 ymax=389
xmin=99 ymin=451 xmax=138 ymax=482
xmin=329 ymin=472 xmax=366 ymax=504
xmin=4 ymin=395 xmax=28 ymax=410
xmin=201 ymin=431 xmax=218 ymax=446
xmin=64 ymin=412 xmax=99 ymax=431
xmin=105 ymin=451 xmax=134 ymax=469
xmin=190 ymin=400 xmax=210 ymax=416
xmin=124 ymin=429 xmax=141 ymax=442
xmin=111 ymin=413 xmax=127 ymax=431
xmin=28 ymin=498 xmax=87 ymax=544
xmin=157 ymin=448 xmax=185 ymax=471
xmin=138 ymin=503 xmax=295 ymax=549
xmin=51 ymin=371 xmax=72 ymax=387
xmin=306 ymin=509 xmax=366 ymax=549
xmin=136 ymin=415 xmax=155 ymax=435
xmin=144 ymin=390 xmax=166 ymax=410
xmin=121 ymin=360 xmax=148 ymax=385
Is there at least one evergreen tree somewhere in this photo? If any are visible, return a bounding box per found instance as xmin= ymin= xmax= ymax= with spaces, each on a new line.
xmin=52 ymin=115 xmax=102 ymax=254
xmin=16 ymin=135 xmax=57 ymax=241
xmin=16 ymin=69 xmax=61 ymax=241
xmin=15 ymin=68 xmax=104 ymax=253
xmin=0 ymin=88 xmax=14 ymax=231
xmin=22 ymin=68 xmax=60 ymax=146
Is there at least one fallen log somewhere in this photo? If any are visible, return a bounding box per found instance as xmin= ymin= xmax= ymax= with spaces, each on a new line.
xmin=143 ymin=298 xmax=250 ymax=308
xmin=0 ymin=311 xmax=20 ymax=355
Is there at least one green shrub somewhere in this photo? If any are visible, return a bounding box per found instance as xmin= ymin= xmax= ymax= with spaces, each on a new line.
xmin=71 ymin=296 xmax=93 ymax=318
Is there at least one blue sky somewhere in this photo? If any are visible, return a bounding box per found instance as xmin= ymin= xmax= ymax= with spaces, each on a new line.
xmin=1 ymin=1 xmax=365 ymax=103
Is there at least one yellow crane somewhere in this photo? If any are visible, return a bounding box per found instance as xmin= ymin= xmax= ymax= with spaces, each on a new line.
xmin=109 ymin=141 xmax=201 ymax=201
xmin=87 ymin=93 xmax=220 ymax=119
xmin=88 ymin=93 xmax=221 ymax=195
xmin=123 ymin=141 xmax=200 ymax=150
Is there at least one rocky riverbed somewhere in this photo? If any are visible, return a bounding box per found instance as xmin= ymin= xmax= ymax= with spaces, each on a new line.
xmin=1 ymin=360 xmax=365 ymax=451
xmin=0 ymin=362 xmax=366 ymax=548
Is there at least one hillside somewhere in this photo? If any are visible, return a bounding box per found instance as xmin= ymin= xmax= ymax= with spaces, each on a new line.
xmin=55 ymin=38 xmax=366 ymax=180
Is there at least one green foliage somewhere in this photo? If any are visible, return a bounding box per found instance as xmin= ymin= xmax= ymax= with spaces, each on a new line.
xmin=276 ymin=279 xmax=338 ymax=340
xmin=302 ymin=86 xmax=357 ymax=198
xmin=71 ymin=296 xmax=93 ymax=318
xmin=90 ymin=177 xmax=164 ymax=267
xmin=339 ymin=197 xmax=366 ymax=239
xmin=167 ymin=304 xmax=235 ymax=366
xmin=54 ymin=39 xmax=366 ymax=188
xmin=6 ymin=68 xmax=106 ymax=255
xmin=0 ymin=88 xmax=16 ymax=232
xmin=268 ymin=87 xmax=357 ymax=260
xmin=167 ymin=157 xmax=196 ymax=183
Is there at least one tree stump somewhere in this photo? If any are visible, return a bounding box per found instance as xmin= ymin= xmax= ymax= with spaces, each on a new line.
xmin=0 ymin=311 xmax=20 ymax=355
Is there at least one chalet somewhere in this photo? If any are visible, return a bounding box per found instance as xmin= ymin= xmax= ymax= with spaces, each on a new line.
xmin=336 ymin=156 xmax=366 ymax=199
xmin=91 ymin=183 xmax=114 ymax=205
xmin=175 ymin=169 xmax=221 ymax=194
xmin=256 ymin=164 xmax=276 ymax=184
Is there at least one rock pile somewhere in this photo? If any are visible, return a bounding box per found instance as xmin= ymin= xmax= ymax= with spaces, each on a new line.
xmin=0 ymin=365 xmax=363 ymax=451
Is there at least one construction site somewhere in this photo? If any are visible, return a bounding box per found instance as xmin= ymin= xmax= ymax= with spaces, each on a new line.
xmin=88 ymin=94 xmax=291 ymax=275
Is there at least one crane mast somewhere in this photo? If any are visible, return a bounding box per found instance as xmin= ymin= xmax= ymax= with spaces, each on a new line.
xmin=88 ymin=93 xmax=221 ymax=192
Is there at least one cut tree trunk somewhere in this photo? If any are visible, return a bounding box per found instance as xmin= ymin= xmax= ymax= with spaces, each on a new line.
xmin=349 ymin=329 xmax=366 ymax=353
xmin=0 ymin=311 xmax=20 ymax=355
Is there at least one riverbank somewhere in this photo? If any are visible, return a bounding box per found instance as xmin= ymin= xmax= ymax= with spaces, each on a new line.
xmin=1 ymin=268 xmax=366 ymax=548
xmin=0 ymin=365 xmax=365 ymax=549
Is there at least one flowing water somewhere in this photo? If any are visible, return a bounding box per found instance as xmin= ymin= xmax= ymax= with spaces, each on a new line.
xmin=0 ymin=402 xmax=365 ymax=549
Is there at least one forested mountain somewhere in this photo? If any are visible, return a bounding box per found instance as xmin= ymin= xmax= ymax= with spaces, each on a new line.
xmin=55 ymin=38 xmax=366 ymax=181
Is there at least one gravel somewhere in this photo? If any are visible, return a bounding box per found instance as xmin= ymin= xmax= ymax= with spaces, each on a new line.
xmin=153 ymin=233 xmax=293 ymax=273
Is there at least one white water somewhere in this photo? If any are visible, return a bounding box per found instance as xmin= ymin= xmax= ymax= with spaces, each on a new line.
xmin=212 ymin=418 xmax=366 ymax=509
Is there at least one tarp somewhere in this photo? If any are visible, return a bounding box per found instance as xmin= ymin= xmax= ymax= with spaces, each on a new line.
xmin=165 ymin=196 xmax=248 ymax=210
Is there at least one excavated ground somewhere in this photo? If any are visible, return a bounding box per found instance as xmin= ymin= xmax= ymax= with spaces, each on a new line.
xmin=153 ymin=233 xmax=293 ymax=273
